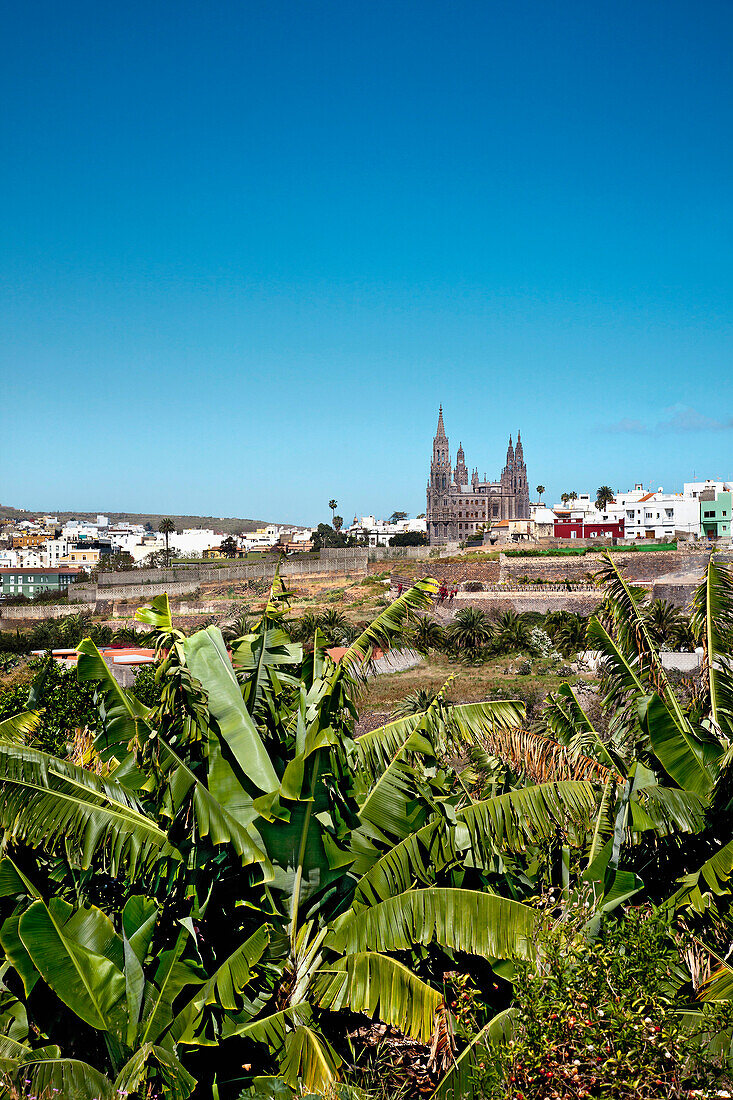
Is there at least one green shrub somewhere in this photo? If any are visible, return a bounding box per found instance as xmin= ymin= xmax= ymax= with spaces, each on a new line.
xmin=0 ymin=658 xmax=99 ymax=756
xmin=473 ymin=902 xmax=732 ymax=1099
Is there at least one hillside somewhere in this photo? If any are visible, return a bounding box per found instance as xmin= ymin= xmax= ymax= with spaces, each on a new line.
xmin=0 ymin=504 xmax=291 ymax=535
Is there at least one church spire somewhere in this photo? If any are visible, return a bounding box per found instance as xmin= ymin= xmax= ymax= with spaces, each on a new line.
xmin=515 ymin=430 xmax=524 ymax=463
xmin=506 ymin=435 xmax=514 ymax=467
xmin=435 ymin=404 xmax=447 ymax=441
xmin=454 ymin=441 xmax=468 ymax=486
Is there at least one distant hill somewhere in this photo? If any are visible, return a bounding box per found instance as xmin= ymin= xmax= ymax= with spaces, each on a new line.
xmin=0 ymin=505 xmax=293 ymax=536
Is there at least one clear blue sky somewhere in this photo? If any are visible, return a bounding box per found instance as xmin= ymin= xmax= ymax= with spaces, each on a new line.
xmin=2 ymin=1 xmax=732 ymax=525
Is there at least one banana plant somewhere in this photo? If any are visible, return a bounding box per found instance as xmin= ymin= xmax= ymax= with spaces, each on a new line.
xmin=0 ymin=854 xmax=283 ymax=1099
xmin=0 ymin=570 xmax=640 ymax=1098
xmin=0 ymin=580 xmax=552 ymax=1097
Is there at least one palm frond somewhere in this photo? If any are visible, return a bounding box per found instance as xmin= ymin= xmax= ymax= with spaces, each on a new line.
xmin=232 ymin=625 xmax=302 ymax=720
xmin=594 ymin=554 xmax=693 ymax=737
xmin=633 ymin=784 xmax=707 ymax=836
xmin=691 ymin=559 xmax=733 ymax=742
xmin=0 ymin=742 xmax=178 ymax=876
xmin=355 ymin=713 xmax=435 ymax=781
xmin=352 ymin=819 xmax=458 ymax=905
xmin=470 ymin=722 xmax=621 ymax=785
xmin=157 ymin=738 xmax=272 ymax=873
xmin=7 ymin=1056 xmax=116 ymax=1100
xmin=114 ymin=1042 xmax=196 ymax=1100
xmin=171 ymin=925 xmax=273 ymax=1043
xmin=0 ymin=710 xmax=43 ymax=745
xmin=700 ymin=957 xmax=733 ymax=1003
xmin=456 ymin=780 xmax=600 ymax=855
xmin=539 ymin=684 xmax=621 ymax=771
xmin=134 ymin=593 xmax=173 ymax=631
xmin=183 ymin=626 xmax=280 ymax=795
xmin=314 ymin=951 xmax=442 ymax=1042
xmin=432 ymin=1008 xmax=515 ymax=1100
xmin=666 ymin=837 xmax=733 ymax=913
xmin=280 ymin=1023 xmax=342 ymax=1094
xmin=329 ymin=888 xmax=538 ymax=961
xmin=337 ymin=579 xmax=438 ymax=671
xmin=76 ymin=639 xmax=154 ymax=763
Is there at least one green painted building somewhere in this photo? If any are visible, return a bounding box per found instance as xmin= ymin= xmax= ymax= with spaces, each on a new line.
xmin=701 ymin=491 xmax=732 ymax=538
xmin=0 ymin=568 xmax=81 ymax=599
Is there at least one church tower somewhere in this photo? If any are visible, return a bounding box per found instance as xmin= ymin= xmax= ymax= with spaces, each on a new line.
xmin=427 ymin=406 xmax=452 ymax=543
xmin=513 ymin=431 xmax=529 ymax=518
xmin=454 ymin=442 xmax=468 ymax=487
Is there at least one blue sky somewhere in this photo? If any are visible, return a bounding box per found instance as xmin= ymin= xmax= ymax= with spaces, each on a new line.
xmin=2 ymin=1 xmax=731 ymax=525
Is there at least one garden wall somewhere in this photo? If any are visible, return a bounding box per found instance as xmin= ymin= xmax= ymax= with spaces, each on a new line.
xmin=0 ymin=602 xmax=98 ymax=623
xmin=70 ymin=549 xmax=370 ymax=604
xmin=92 ymin=549 xmax=366 ymax=588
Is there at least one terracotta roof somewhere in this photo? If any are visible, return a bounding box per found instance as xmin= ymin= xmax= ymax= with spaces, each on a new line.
xmin=0 ymin=567 xmax=82 ymax=575
xmin=637 ymin=492 xmax=656 ymax=503
xmin=326 ymin=646 xmax=385 ymax=663
xmin=492 ymin=520 xmax=510 ymax=527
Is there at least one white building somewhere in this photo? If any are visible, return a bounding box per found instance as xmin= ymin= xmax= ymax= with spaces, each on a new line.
xmin=242 ymin=526 xmax=282 ymax=552
xmin=604 ymin=488 xmax=700 ymax=540
xmin=347 ymin=516 xmax=427 ymax=547
xmin=684 ymin=479 xmax=733 ymax=500
xmin=550 ymin=493 xmax=596 ymax=518
xmin=168 ymin=529 xmax=222 ymax=557
xmin=529 ymin=505 xmax=558 ymax=538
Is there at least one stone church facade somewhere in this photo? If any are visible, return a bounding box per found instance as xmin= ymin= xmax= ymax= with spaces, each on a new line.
xmin=426 ymin=407 xmax=530 ymax=545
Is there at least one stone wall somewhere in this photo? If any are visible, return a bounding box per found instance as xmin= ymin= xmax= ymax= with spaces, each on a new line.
xmin=0 ymin=602 xmax=97 ymax=623
xmin=368 ymin=545 xmax=455 ymax=562
xmin=498 ymin=550 xmax=710 ymax=585
xmin=387 ymin=559 xmax=501 ymax=586
xmin=70 ymin=549 xmax=370 ymax=604
xmin=452 ymin=592 xmax=603 ymax=615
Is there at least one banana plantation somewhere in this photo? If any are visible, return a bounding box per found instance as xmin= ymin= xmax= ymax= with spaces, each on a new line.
xmin=2 ymin=555 xmax=733 ymax=1099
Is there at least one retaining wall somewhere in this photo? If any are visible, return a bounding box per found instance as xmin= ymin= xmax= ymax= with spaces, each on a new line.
xmin=81 ymin=549 xmax=369 ymax=596
xmin=387 ymin=559 xmax=501 ymax=586
xmin=499 ymin=551 xmax=710 ymax=585
xmin=454 ymin=592 xmax=602 ymax=615
xmin=0 ymin=602 xmax=98 ymax=622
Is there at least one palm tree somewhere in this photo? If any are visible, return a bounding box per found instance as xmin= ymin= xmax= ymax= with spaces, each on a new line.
xmin=644 ymin=598 xmax=682 ymax=647
xmin=328 ymin=499 xmax=338 ymax=524
xmin=318 ymin=608 xmax=350 ymax=643
xmin=536 ymin=484 xmax=546 ymax=502
xmin=158 ymin=517 xmax=175 ymax=567
xmin=447 ymin=606 xmax=494 ymax=657
xmin=409 ymin=614 xmax=445 ymax=655
xmin=595 ymin=485 xmax=615 ymax=512
xmin=390 ymin=688 xmax=440 ymax=718
xmin=333 ymin=514 xmax=344 ymax=533
xmin=553 ymin=611 xmax=588 ymax=657
xmin=494 ymin=610 xmax=532 ymax=654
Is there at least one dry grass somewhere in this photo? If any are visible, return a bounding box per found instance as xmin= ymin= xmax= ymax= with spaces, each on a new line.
xmin=360 ymin=653 xmax=592 ymax=718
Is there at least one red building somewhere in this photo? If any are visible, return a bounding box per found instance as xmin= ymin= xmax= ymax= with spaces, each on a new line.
xmin=553 ymin=516 xmax=624 ymax=539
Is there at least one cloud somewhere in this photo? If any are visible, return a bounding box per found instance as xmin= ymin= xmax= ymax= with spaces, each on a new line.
xmin=606 ymin=417 xmax=648 ymax=434
xmin=604 ymin=405 xmax=733 ymax=435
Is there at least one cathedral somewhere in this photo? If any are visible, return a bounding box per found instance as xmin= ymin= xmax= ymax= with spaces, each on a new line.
xmin=426 ymin=407 xmax=530 ymax=544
